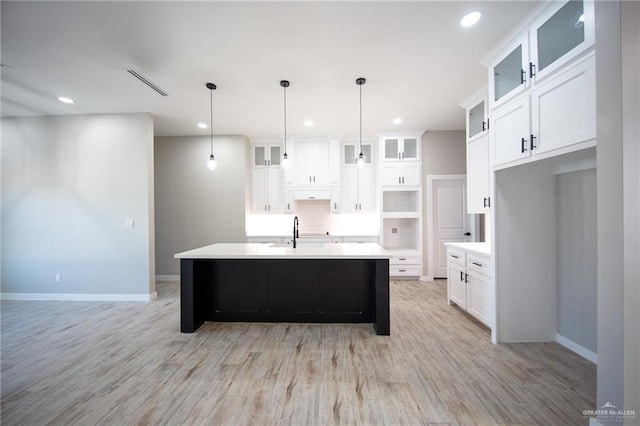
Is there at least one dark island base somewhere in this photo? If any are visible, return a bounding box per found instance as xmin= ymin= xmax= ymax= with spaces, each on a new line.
xmin=180 ymin=258 xmax=390 ymax=335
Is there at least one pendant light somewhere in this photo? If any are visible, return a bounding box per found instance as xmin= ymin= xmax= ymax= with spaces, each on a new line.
xmin=206 ymin=82 xmax=217 ymax=171
xmin=280 ymin=80 xmax=290 ymax=169
xmin=356 ymin=77 xmax=366 ymax=169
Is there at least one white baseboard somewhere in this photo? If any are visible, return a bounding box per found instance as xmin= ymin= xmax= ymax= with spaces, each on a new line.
xmin=1 ymin=292 xmax=157 ymax=302
xmin=556 ymin=333 xmax=597 ymax=364
xmin=156 ymin=275 xmax=179 ymax=282
xmin=420 ymin=275 xmax=430 ymax=282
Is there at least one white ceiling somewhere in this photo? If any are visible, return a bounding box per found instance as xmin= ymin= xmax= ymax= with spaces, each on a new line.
xmin=0 ymin=1 xmax=538 ymax=141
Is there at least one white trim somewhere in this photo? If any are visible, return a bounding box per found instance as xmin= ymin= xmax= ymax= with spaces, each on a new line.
xmin=426 ymin=174 xmax=468 ymax=282
xmin=419 ymin=275 xmax=430 ymax=282
xmin=156 ymin=275 xmax=180 ymax=282
xmin=556 ymin=333 xmax=598 ymax=364
xmin=0 ymin=292 xmax=157 ymax=302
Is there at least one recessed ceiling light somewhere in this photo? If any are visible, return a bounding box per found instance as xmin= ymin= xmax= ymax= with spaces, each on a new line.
xmin=197 ymin=123 xmax=208 ymax=129
xmin=392 ymin=117 xmax=402 ymax=125
xmin=304 ymin=120 xmax=314 ymax=127
xmin=58 ymin=96 xmax=74 ymax=104
xmin=460 ymin=11 xmax=481 ymax=28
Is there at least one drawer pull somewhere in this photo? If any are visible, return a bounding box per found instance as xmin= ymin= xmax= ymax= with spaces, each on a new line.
xmin=450 ymin=254 xmax=459 ymax=259
xmin=472 ymin=262 xmax=483 ymax=267
xmin=399 ymin=269 xmax=406 ymax=273
xmin=398 ymin=258 xmax=406 ymax=261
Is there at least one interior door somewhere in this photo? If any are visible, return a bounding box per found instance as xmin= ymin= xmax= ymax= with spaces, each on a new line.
xmin=433 ymin=178 xmax=473 ymax=278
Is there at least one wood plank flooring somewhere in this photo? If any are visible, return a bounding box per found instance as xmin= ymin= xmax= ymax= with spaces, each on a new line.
xmin=1 ymin=279 xmax=595 ymax=425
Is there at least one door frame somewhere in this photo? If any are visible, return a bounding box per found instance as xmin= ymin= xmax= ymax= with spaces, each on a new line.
xmin=425 ymin=174 xmax=478 ymax=281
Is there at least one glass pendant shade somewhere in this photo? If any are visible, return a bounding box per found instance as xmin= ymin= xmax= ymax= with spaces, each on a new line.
xmin=207 ymin=154 xmax=217 ymax=171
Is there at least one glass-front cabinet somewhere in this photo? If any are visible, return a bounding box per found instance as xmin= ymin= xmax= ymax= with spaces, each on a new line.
xmin=343 ymin=143 xmax=372 ymax=166
xmin=489 ymin=35 xmax=529 ymax=109
xmin=530 ymin=0 xmax=594 ymax=81
xmin=488 ymin=0 xmax=594 ymax=110
xmin=381 ymin=136 xmax=420 ymax=161
xmin=253 ymin=144 xmax=282 ymax=167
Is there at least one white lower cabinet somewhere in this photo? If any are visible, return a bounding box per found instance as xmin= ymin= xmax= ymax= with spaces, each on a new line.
xmin=446 ymin=244 xmax=492 ymax=329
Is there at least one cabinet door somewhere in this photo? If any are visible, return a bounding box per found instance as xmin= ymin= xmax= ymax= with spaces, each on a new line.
xmin=382 ymin=138 xmax=400 ymax=161
xmin=489 ymin=35 xmax=529 ymax=109
xmin=294 ymin=142 xmax=314 ymax=185
xmin=358 ymin=166 xmax=376 ymax=212
xmin=530 ymin=0 xmax=594 ymax=82
xmin=267 ymin=168 xmax=284 ymax=213
xmin=284 ymin=187 xmax=294 ymax=213
xmin=313 ymin=141 xmax=330 ymax=184
xmin=330 ymin=186 xmax=341 ymax=213
xmin=329 ymin=140 xmax=341 ymax=185
xmin=531 ymin=54 xmax=596 ymax=155
xmin=467 ymin=135 xmax=490 ymax=214
xmin=447 ymin=264 xmax=467 ymax=310
xmin=269 ymin=145 xmax=281 ymax=167
xmin=401 ymin=137 xmax=420 ymax=160
xmin=467 ymin=273 xmax=492 ymax=327
xmin=253 ymin=145 xmax=268 ymax=167
xmin=402 ymin=163 xmax=421 ymax=186
xmin=490 ymin=96 xmax=531 ymax=167
xmin=252 ymin=168 xmax=269 ymax=212
xmin=341 ymin=167 xmax=358 ymax=212
xmin=381 ymin=164 xmax=402 ymax=186
xmin=468 ymin=100 xmax=487 ymax=141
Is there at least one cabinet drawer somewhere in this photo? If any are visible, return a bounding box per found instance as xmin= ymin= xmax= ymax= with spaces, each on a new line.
xmin=447 ymin=249 xmax=466 ymax=267
xmin=391 ymin=255 xmax=420 ymax=265
xmin=293 ymin=187 xmax=330 ymax=200
xmin=390 ymin=265 xmax=421 ymax=276
xmin=467 ymin=254 xmax=490 ymax=277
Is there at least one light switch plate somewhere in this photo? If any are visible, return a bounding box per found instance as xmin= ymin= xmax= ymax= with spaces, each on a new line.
xmin=126 ymin=219 xmax=135 ymax=228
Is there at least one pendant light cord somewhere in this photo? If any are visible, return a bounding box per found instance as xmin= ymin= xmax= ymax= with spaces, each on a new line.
xmin=359 ymin=82 xmax=363 ymax=155
xmin=283 ymin=84 xmax=287 ymax=153
xmin=209 ymin=87 xmax=214 ymax=156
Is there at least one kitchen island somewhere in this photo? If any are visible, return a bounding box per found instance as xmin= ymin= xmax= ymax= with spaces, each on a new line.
xmin=174 ymin=243 xmax=392 ymax=335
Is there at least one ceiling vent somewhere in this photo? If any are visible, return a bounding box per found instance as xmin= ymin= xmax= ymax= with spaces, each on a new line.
xmin=126 ymin=69 xmax=168 ymax=96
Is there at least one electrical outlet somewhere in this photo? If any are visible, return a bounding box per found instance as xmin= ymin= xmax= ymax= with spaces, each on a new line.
xmin=55 ymin=273 xmax=61 ymax=282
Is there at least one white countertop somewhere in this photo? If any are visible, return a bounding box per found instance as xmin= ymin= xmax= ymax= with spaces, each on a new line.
xmin=444 ymin=242 xmax=491 ymax=257
xmin=175 ymin=243 xmax=392 ymax=260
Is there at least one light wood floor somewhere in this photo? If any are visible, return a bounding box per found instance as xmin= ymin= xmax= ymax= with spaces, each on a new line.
xmin=1 ymin=279 xmax=595 ymax=425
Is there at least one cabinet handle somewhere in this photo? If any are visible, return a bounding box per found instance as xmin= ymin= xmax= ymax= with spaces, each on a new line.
xmin=398 ymin=258 xmax=406 ymax=261
xmin=451 ymin=254 xmax=459 ymax=259
xmin=465 ymin=273 xmax=469 ymax=283
xmin=399 ymin=177 xmax=402 ymax=184
xmin=483 ymin=197 xmax=488 ymax=208
xmin=309 ymin=176 xmax=312 ymax=183
xmin=268 ymin=205 xmax=271 ymax=211
xmin=402 ymin=177 xmax=405 ymax=184
xmin=484 ymin=197 xmax=491 ymax=208
xmin=486 ymin=118 xmax=490 ymax=130
xmin=264 ymin=205 xmax=267 ymax=211
xmin=313 ymin=176 xmax=316 ymax=183
xmin=460 ymin=271 xmax=464 ymax=281
xmin=520 ymin=69 xmax=526 ymax=84
xmin=399 ymin=269 xmax=406 ymax=273
xmin=308 ymin=197 xmax=316 ymax=200
xmin=529 ymin=62 xmax=536 ymax=78
xmin=472 ymin=262 xmax=483 ymax=267
xmin=530 ymin=134 xmax=537 ymax=150
xmin=402 ymin=152 xmax=405 ymax=159
xmin=521 ymin=137 xmax=527 ymax=153
xmin=398 ymin=153 xmax=401 ymax=160
xmin=287 ymin=203 xmax=290 ymax=210
xmin=334 ymin=202 xmax=337 ymax=210
xmin=359 ymin=203 xmax=362 ymax=210
xmin=482 ymin=120 xmax=486 ymax=132
xmin=268 ymin=159 xmax=271 ymax=166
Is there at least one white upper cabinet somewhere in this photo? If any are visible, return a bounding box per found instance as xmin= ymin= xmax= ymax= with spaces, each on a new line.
xmin=253 ymin=144 xmax=282 ymax=167
xmin=252 ymin=167 xmax=284 ymax=213
xmin=529 ymin=0 xmax=594 ymax=82
xmin=467 ymin=135 xmax=491 ymax=214
xmin=488 ymin=0 xmax=594 ymax=111
xmin=489 ymin=34 xmax=530 ymax=110
xmin=294 ymin=141 xmax=330 ymax=186
xmin=381 ymin=136 xmax=420 ymax=161
xmin=341 ymin=142 xmax=375 ymax=212
xmin=490 ymin=96 xmax=531 ymax=167
xmin=381 ymin=163 xmax=421 ymax=187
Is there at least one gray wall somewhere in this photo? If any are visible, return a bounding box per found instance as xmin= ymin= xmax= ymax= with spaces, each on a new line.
xmin=556 ymin=169 xmax=597 ymax=353
xmin=421 ymin=130 xmax=466 ymax=277
xmin=422 ymin=130 xmax=466 ymax=176
xmin=154 ymin=135 xmax=249 ymax=276
xmin=621 ymin=0 xmax=639 ymax=415
xmin=1 ymin=114 xmax=155 ymax=296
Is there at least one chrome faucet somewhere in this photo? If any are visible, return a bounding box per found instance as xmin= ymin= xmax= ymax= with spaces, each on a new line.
xmin=293 ymin=216 xmax=299 ymax=248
